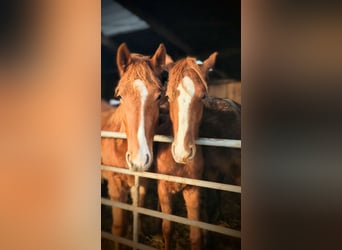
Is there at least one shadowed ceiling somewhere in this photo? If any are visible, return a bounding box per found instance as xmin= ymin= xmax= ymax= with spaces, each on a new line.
xmin=101 ymin=0 xmax=240 ymax=100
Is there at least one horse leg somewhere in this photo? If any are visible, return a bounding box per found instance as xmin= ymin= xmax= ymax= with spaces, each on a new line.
xmin=158 ymin=180 xmax=173 ymax=250
xmin=137 ymin=178 xmax=147 ymax=207
xmin=183 ymin=186 xmax=202 ymax=250
xmin=107 ymin=175 xmax=128 ymax=250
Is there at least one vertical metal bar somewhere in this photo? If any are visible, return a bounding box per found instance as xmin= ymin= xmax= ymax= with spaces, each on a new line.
xmin=132 ymin=175 xmax=139 ymax=250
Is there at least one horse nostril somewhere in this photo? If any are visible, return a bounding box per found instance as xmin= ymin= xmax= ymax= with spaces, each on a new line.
xmin=171 ymin=143 xmax=176 ymax=156
xmin=126 ymin=152 xmax=131 ymax=164
xmin=188 ymin=145 xmax=196 ymax=160
xmin=145 ymin=154 xmax=150 ymax=166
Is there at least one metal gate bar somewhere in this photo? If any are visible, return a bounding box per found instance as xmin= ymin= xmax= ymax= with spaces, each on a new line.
xmin=101 ymin=131 xmax=241 ymax=249
xmin=101 ymin=197 xmax=241 ymax=238
xmin=101 ymin=131 xmax=241 ymax=148
xmin=101 ymin=165 xmax=241 ymax=193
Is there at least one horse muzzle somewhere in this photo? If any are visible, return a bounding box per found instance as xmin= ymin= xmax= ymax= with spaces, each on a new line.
xmin=171 ymin=143 xmax=196 ymax=164
xmin=126 ymin=151 xmax=152 ymax=171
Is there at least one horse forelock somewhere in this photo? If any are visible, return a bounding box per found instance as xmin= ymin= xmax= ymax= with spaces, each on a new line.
xmin=116 ymin=55 xmax=162 ymax=97
xmin=167 ymin=57 xmax=208 ymax=99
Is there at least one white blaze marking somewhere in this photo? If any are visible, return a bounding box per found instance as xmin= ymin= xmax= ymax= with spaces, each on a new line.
xmin=174 ymin=76 xmax=195 ymax=158
xmin=133 ymin=79 xmax=150 ymax=166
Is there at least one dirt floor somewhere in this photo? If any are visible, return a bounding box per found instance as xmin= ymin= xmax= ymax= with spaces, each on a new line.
xmin=101 ymin=177 xmax=241 ymax=250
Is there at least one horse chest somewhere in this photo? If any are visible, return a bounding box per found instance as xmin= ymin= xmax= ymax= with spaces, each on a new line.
xmin=166 ymin=181 xmax=186 ymax=194
xmin=157 ymin=144 xmax=204 ymax=194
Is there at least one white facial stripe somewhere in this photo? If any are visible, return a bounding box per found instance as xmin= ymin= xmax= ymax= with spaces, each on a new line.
xmin=133 ymin=79 xmax=150 ymax=165
xmin=182 ymin=76 xmax=195 ymax=96
xmin=174 ymin=76 xmax=195 ymax=157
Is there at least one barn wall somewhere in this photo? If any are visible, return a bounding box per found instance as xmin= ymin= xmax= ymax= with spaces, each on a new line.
xmin=208 ymin=81 xmax=241 ymax=104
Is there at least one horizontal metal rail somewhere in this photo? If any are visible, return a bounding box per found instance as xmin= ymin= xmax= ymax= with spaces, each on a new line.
xmin=101 ymin=131 xmax=241 ymax=148
xmin=102 ymin=198 xmax=241 ymax=238
xmin=101 ymin=131 xmax=241 ymax=248
xmin=101 ymin=164 xmax=241 ymax=193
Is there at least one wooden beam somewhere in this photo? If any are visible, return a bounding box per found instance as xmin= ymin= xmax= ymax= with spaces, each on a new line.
xmin=101 ymin=32 xmax=117 ymax=52
xmin=115 ymin=0 xmax=193 ymax=54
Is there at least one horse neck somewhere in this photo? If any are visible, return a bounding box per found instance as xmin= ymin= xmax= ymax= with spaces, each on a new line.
xmin=101 ymin=105 xmax=126 ymax=132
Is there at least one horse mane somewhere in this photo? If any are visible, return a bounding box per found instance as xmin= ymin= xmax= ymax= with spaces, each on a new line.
xmin=101 ymin=106 xmax=120 ymax=129
xmin=115 ymin=53 xmax=162 ymax=97
xmin=167 ymin=57 xmax=208 ymax=99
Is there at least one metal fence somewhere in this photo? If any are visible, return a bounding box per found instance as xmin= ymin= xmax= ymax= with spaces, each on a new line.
xmin=101 ymin=131 xmax=241 ymax=250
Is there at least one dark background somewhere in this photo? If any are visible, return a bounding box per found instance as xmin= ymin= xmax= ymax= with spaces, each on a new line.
xmin=101 ymin=0 xmax=240 ymax=101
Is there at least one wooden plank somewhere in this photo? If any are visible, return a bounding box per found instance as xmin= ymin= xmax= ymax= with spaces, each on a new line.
xmin=208 ymin=81 xmax=241 ymax=103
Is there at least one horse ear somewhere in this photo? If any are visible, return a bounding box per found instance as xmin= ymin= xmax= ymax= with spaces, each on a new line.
xmin=114 ymin=86 xmax=119 ymax=96
xmin=164 ymin=54 xmax=175 ymax=71
xmin=200 ymin=52 xmax=218 ymax=75
xmin=165 ymin=54 xmax=174 ymax=65
xmin=116 ymin=43 xmax=132 ymax=77
xmin=151 ymin=43 xmax=167 ymax=74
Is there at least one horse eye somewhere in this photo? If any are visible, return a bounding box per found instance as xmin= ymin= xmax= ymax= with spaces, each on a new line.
xmin=201 ymin=94 xmax=207 ymax=100
xmin=156 ymin=94 xmax=162 ymax=101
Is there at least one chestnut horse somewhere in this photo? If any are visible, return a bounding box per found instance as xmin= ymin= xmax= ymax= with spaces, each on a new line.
xmin=101 ymin=43 xmax=166 ymax=248
xmin=156 ymin=53 xmax=218 ymax=250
